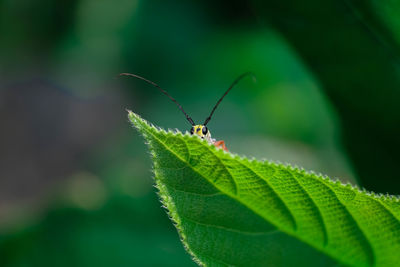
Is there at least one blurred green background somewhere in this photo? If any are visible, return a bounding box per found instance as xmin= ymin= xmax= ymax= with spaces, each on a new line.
xmin=1 ymin=0 xmax=400 ymax=266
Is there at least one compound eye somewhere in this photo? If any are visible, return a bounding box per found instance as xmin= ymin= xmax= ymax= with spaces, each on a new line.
xmin=190 ymin=127 xmax=194 ymax=135
xmin=202 ymin=126 xmax=208 ymax=135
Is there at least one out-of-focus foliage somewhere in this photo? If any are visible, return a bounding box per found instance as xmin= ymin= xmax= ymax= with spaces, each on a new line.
xmin=251 ymin=0 xmax=400 ymax=192
xmin=0 ymin=196 xmax=195 ymax=267
xmin=0 ymin=0 xmax=399 ymax=266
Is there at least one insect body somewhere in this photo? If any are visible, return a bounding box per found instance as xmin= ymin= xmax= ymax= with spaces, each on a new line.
xmin=120 ymin=72 xmax=253 ymax=151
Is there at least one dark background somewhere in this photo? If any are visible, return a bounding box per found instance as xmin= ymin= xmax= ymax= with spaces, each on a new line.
xmin=1 ymin=0 xmax=399 ymax=266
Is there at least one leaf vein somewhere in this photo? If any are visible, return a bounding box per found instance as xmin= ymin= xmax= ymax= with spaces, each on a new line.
xmin=289 ymin=171 xmax=329 ymax=246
xmin=234 ymin=160 xmax=297 ymax=231
xmin=320 ymin=179 xmax=375 ymax=266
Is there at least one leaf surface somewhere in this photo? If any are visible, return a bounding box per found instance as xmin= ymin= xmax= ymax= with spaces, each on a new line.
xmin=128 ymin=111 xmax=400 ymax=267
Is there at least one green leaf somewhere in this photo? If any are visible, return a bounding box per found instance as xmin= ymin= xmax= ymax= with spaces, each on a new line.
xmin=128 ymin=110 xmax=400 ymax=267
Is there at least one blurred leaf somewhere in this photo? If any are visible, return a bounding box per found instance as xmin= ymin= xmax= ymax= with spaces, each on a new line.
xmin=0 ymin=195 xmax=195 ymax=267
xmin=250 ymin=0 xmax=400 ymax=193
xmin=129 ymin=110 xmax=400 ymax=266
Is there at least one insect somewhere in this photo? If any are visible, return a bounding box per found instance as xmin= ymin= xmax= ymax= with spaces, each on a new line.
xmin=120 ymin=72 xmax=254 ymax=151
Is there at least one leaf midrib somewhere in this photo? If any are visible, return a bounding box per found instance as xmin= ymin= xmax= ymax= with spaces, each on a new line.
xmin=180 ymin=211 xmax=280 ymax=236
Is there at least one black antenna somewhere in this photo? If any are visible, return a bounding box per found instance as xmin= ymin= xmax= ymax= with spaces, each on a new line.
xmin=203 ymin=72 xmax=255 ymax=126
xmin=119 ymin=73 xmax=195 ymax=126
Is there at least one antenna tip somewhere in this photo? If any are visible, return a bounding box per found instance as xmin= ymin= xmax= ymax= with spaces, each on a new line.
xmin=116 ymin=73 xmax=127 ymax=79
